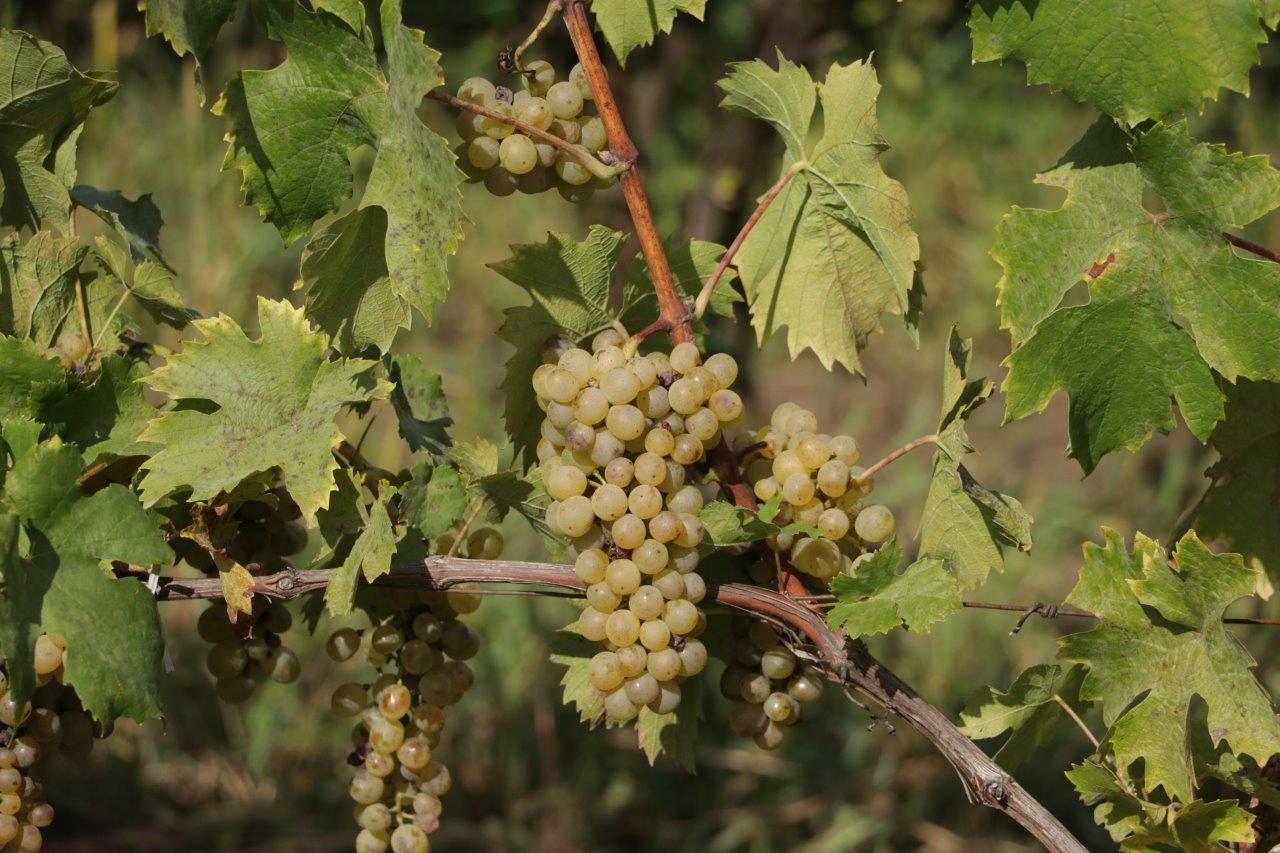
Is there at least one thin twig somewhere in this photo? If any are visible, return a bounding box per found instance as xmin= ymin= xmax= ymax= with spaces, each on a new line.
xmin=1053 ymin=694 xmax=1100 ymax=751
xmin=425 ymin=89 xmax=625 ymax=181
xmin=446 ymin=500 xmax=486 ymax=559
xmin=559 ymin=0 xmax=692 ymax=344
xmin=512 ymin=0 xmax=561 ymax=69
xmin=854 ymin=434 xmax=938 ymax=483
xmin=693 ymin=160 xmax=808 ymax=319
xmin=69 ymin=213 xmax=93 ymax=344
xmin=1224 ymin=232 xmax=1280 ymax=265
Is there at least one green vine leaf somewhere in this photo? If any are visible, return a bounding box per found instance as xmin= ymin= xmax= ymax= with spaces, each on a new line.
xmin=490 ymin=227 xmax=654 ymax=466
xmin=0 ymin=334 xmax=64 ymax=422
xmin=958 ymin=664 xmax=1087 ymax=772
xmin=826 ymin=539 xmax=961 ymax=637
xmin=549 ymin=622 xmax=606 ymax=727
xmin=718 ymin=55 xmax=919 ymax=373
xmin=143 ymin=0 xmax=238 ymax=101
xmin=0 ymin=438 xmax=171 ymax=722
xmin=1193 ymin=379 xmax=1280 ymax=579
xmin=325 ymin=499 xmax=396 ymax=616
xmin=400 ymin=463 xmax=467 ymax=540
xmin=969 ymin=0 xmax=1272 ymax=125
xmin=386 ymin=354 xmax=452 ymax=456
xmin=999 ymin=119 xmax=1280 ymax=472
xmin=138 ymin=298 xmax=389 ymax=521
xmin=592 ymin=0 xmax=706 ymax=65
xmin=0 ymin=231 xmax=88 ymax=346
xmin=0 ymin=29 xmax=117 ymax=233
xmin=40 ymin=355 xmax=158 ymax=464
xmin=1060 ymin=530 xmax=1280 ymax=802
xmin=217 ymin=0 xmax=464 ymax=347
xmin=918 ymin=329 xmax=1032 ymax=588
xmin=637 ymin=676 xmax=701 ymax=772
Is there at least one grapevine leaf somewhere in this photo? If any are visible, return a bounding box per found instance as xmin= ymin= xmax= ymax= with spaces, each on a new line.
xmin=0 ymin=231 xmax=89 ymax=346
xmin=999 ymin=119 xmax=1280 ymax=471
xmin=218 ymin=0 xmax=464 ymax=342
xmin=317 ymin=467 xmax=364 ymax=547
xmin=718 ymin=55 xmax=919 ymax=373
xmin=299 ymin=208 xmax=399 ymax=355
xmin=1067 ymin=761 xmax=1256 ymax=849
xmin=492 ymin=227 xmax=656 ymax=465
xmin=0 ymin=438 xmax=171 ymax=722
xmin=919 ymin=329 xmax=1032 ymax=588
xmin=215 ymin=554 xmax=254 ymax=615
xmin=1263 ymin=0 xmax=1280 ymax=27
xmin=313 ymin=0 xmax=368 ymax=34
xmin=1194 ymin=379 xmax=1280 ymax=578
xmin=325 ymin=499 xmax=395 ymax=616
xmin=138 ymin=298 xmax=388 ymax=521
xmin=1060 ymin=530 xmax=1280 ymax=801
xmin=699 ymin=500 xmax=779 ymax=546
xmin=143 ymin=0 xmax=238 ymax=100
xmin=636 ymin=676 xmax=701 ymax=772
xmin=70 ymin=185 xmax=168 ymax=267
xmin=40 ymin=355 xmax=159 ymax=463
xmin=958 ymin=664 xmax=1088 ymax=772
xmin=400 ymin=463 xmax=467 ymax=540
xmin=625 ymin=238 xmax=738 ymax=326
xmin=969 ymin=0 xmax=1271 ymax=125
xmin=591 ymin=0 xmax=706 ymax=65
xmin=826 ymin=540 xmax=961 ymax=637
xmin=549 ymin=623 xmax=605 ymax=727
xmin=0 ymin=30 xmax=117 ymax=232
xmin=386 ymin=354 xmax=451 ymax=456
xmin=90 ymin=236 xmax=192 ymax=330
xmin=0 ymin=335 xmax=64 ymax=422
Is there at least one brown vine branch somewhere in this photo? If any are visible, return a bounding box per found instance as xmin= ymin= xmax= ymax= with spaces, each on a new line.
xmin=693 ymin=160 xmax=808 ymax=319
xmin=1224 ymin=232 xmax=1280 ymax=265
xmin=425 ymin=89 xmax=625 ymax=181
xmin=152 ymin=557 xmax=1084 ymax=851
xmin=854 ymin=434 xmax=938 ymax=483
xmin=559 ymin=0 xmax=692 ymax=344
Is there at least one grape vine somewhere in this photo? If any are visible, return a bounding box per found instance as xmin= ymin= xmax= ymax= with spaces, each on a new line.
xmin=0 ymin=1 xmax=1277 ymax=852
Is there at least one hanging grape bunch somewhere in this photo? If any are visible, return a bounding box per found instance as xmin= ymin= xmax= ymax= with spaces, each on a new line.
xmin=326 ymin=525 xmax=501 ymax=853
xmin=536 ymin=334 xmax=745 ymax=722
xmin=454 ymin=60 xmax=613 ymax=202
xmin=718 ymin=619 xmax=825 ymax=751
xmin=0 ymin=635 xmax=106 ymax=851
xmin=198 ymin=599 xmax=300 ymax=704
xmin=744 ymin=402 xmax=895 ymax=581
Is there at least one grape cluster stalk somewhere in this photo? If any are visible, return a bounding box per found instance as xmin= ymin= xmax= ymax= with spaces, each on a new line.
xmin=453 ymin=60 xmax=615 ymax=201
xmin=536 ymin=334 xmax=747 ymax=721
xmin=0 ymin=635 xmax=108 ymax=851
xmin=328 ymin=524 xmax=502 ymax=853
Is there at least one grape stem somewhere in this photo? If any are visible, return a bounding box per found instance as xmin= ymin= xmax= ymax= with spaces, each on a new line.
xmin=149 ymin=556 xmax=1086 ymax=852
xmin=1053 ymin=694 xmax=1100 ymax=751
xmin=558 ymin=0 xmax=693 ymax=344
xmin=512 ymin=0 xmax=561 ymax=70
xmin=425 ymin=89 xmax=627 ymax=181
xmin=693 ymin=160 xmax=809 ymax=319
xmin=854 ymin=433 xmax=938 ymax=483
xmin=1224 ymin=232 xmax=1280 ymax=265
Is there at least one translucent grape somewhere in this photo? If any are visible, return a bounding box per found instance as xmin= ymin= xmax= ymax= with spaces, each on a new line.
xmin=578 ymin=607 xmax=609 ymax=641
xmin=666 ymin=486 xmax=703 ymax=515
xmin=760 ymin=648 xmax=797 ymax=680
xmin=522 ymin=60 xmax=556 ymax=96
xmin=646 ymin=648 xmax=682 ymax=682
xmin=667 ymin=378 xmax=703 ymax=415
xmin=644 ymin=427 xmax=675 ymax=457
xmin=605 ymin=610 xmax=642 ymax=647
xmin=651 ymin=568 xmax=685 ymax=600
xmin=546 ymin=81 xmax=583 ymax=118
xmin=782 ymin=472 xmax=816 ymax=505
xmin=663 ymin=599 xmax=699 ymax=635
xmin=624 ymin=673 xmax=661 ymax=706
xmin=754 ymin=720 xmax=786 ymax=750
xmin=601 ymin=367 xmax=641 ymax=404
xmin=678 ymin=639 xmax=708 ymax=676
xmin=605 ymin=405 xmax=644 ymax=441
xmin=669 ymin=342 xmax=701 ymax=373
xmin=349 ymin=770 xmax=386 ymax=805
xmin=498 ymin=133 xmax=538 ymax=174
xmin=854 ymin=504 xmax=895 ymax=544
xmin=638 ymin=619 xmax=671 ymax=651
xmin=605 ymin=559 xmax=641 ymax=596
xmin=632 ymin=539 xmax=669 ymax=574
xmin=830 ymin=434 xmax=860 ymax=466
xmin=590 ymin=483 xmax=628 ymax=522
xmin=603 ymin=456 xmax=634 ymax=487
xmin=789 ymin=672 xmax=824 ymax=703
xmin=569 ymin=62 xmax=592 ymax=99
xmin=707 ymin=389 xmax=743 ymax=422
xmin=556 ymin=157 xmax=592 ymax=186
xmin=574 ymin=549 xmax=609 ymax=584
xmin=628 ymin=586 xmax=665 ymax=620
xmin=480 ymin=102 xmax=516 ymax=139
xmin=703 ymin=352 xmax=738 ymax=387
xmin=580 ymin=117 xmax=606 ymax=152
xmin=627 ymin=484 xmax=663 ymax=519
xmin=457 ymin=76 xmax=495 ymax=104
xmin=516 ymin=96 xmax=553 ymax=130
xmin=611 ymin=514 xmax=646 ymax=550
xmin=557 ymin=495 xmax=595 ymax=537
xmin=603 ymin=687 xmax=640 ymax=721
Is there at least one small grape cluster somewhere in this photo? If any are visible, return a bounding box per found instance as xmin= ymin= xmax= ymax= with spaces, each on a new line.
xmin=536 ymin=333 xmax=744 ymax=721
xmin=0 ymin=634 xmax=107 ymax=852
xmin=327 ymin=528 xmax=497 ymax=853
xmin=454 ymin=59 xmax=613 ymax=202
xmin=198 ymin=600 xmax=300 ymax=704
xmin=741 ymin=402 xmax=896 ymax=581
xmin=719 ymin=620 xmax=824 ymax=750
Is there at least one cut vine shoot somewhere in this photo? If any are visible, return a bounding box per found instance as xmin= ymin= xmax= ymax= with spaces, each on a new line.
xmin=0 ymin=2 xmax=1277 ymax=852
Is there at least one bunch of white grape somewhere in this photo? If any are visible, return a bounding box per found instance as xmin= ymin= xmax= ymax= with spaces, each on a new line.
xmin=536 ymin=333 xmax=745 ymax=721
xmin=719 ymin=620 xmax=824 ymax=750
xmin=740 ymin=402 xmax=896 ymax=581
xmin=326 ymin=525 xmax=499 ymax=853
xmin=453 ymin=59 xmax=614 ymax=202
xmin=198 ymin=599 xmax=300 ymax=704
xmin=0 ymin=634 xmax=106 ymax=851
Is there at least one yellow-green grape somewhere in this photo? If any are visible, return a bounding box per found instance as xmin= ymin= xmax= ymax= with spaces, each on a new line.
xmin=703 ymin=352 xmax=738 ymax=387
xmin=515 ymin=96 xmax=553 ymax=130
xmin=669 ymin=342 xmax=701 ymax=373
xmin=830 ymin=434 xmax=860 ymax=466
xmin=480 ymin=101 xmax=516 ymax=139
xmin=574 ymin=549 xmax=609 ymax=585
xmin=789 ymin=671 xmax=824 ymax=703
xmin=638 ymin=619 xmax=671 ymax=651
xmin=754 ymin=477 xmax=779 ymax=502
xmin=624 ymin=672 xmax=660 ymax=706
xmin=569 ymin=62 xmax=592 ymax=99
xmin=817 ymin=507 xmax=851 ymax=540
xmin=483 ymin=167 xmax=518 ymax=197
xmin=649 ymin=511 xmax=683 ymax=544
xmin=32 ymin=635 xmax=64 ymax=676
xmin=667 ymin=378 xmax=703 ymax=415
xmin=390 ymin=824 xmax=430 ymax=853
xmin=457 ymin=76 xmax=495 ymax=104
xmin=578 ymin=607 xmax=609 ymax=641
xmin=550 ymin=118 xmax=580 ymax=143
xmin=760 ymin=647 xmax=797 ymax=680
xmin=586 ymin=582 xmax=621 ymax=613
xmin=558 ymin=155 xmax=591 ymax=185
xmin=559 ymin=181 xmax=596 ymax=202
xmin=603 ymin=686 xmax=640 ymax=722
xmin=498 ymin=133 xmax=538 ymax=175
xmin=855 ymin=504 xmax=895 ymax=544
xmin=605 ymin=610 xmax=641 ymax=646
xmin=646 ymin=648 xmax=682 ymax=681
xmin=579 ymin=116 xmax=606 ymax=152
xmin=522 ymin=59 xmax=556 ymax=96
xmin=708 ymin=389 xmax=743 ymax=422
xmin=466 ymin=527 xmax=504 ymax=560
xmin=781 ymin=472 xmax=815 ymax=505
xmin=605 ymin=559 xmax=641 ymax=596
xmin=628 ymin=586 xmax=665 ymax=620
xmin=663 ymin=599 xmax=699 ymax=635
xmin=682 ymin=573 xmax=707 ymax=604
xmin=588 ymin=651 xmax=623 ymax=691
xmin=546 ymin=81 xmax=584 ymax=119
xmin=518 ymin=167 xmax=554 ymax=195
xmin=730 ymin=702 xmax=767 ymax=737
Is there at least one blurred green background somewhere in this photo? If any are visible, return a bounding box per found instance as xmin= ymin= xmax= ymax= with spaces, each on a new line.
xmin=6 ymin=0 xmax=1280 ymax=850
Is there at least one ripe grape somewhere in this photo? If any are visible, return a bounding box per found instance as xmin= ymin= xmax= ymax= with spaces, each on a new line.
xmin=498 ymin=133 xmax=538 ymax=174
xmin=546 ymin=81 xmax=584 ymax=119
xmin=555 ymin=157 xmax=592 ymax=187
xmin=522 ymin=59 xmax=556 ymax=96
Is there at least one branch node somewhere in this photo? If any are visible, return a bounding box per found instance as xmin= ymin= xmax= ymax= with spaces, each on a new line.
xmin=1010 ymin=602 xmax=1059 ymax=636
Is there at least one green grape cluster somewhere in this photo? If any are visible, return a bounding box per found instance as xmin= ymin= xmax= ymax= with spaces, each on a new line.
xmin=0 ymin=634 xmax=107 ymax=852
xmin=326 ymin=525 xmax=499 ymax=853
xmin=535 ymin=334 xmax=744 ymax=721
xmin=453 ymin=59 xmax=614 ymax=202
xmin=198 ymin=600 xmax=300 ymax=704
xmin=718 ymin=620 xmax=823 ymax=750
xmin=740 ymin=402 xmax=896 ymax=581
